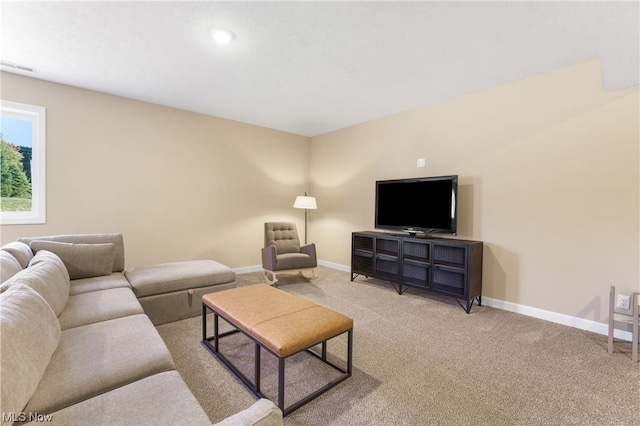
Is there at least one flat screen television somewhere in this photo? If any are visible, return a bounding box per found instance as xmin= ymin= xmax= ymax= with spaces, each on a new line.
xmin=375 ymin=175 xmax=458 ymax=235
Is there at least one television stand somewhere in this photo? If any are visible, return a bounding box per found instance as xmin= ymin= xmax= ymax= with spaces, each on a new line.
xmin=351 ymin=231 xmax=483 ymax=313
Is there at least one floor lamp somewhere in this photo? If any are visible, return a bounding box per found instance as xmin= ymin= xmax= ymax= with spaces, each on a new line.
xmin=293 ymin=192 xmax=317 ymax=245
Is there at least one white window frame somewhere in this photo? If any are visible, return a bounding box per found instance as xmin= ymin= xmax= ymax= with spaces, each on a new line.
xmin=1 ymin=100 xmax=46 ymax=225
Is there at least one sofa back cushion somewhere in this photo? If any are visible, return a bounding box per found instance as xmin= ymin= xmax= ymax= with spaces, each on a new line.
xmin=18 ymin=234 xmax=125 ymax=272
xmin=29 ymin=241 xmax=116 ymax=280
xmin=0 ymin=284 xmax=61 ymax=420
xmin=2 ymin=251 xmax=71 ymax=316
xmin=1 ymin=241 xmax=34 ymax=268
xmin=1 ymin=250 xmax=23 ymax=283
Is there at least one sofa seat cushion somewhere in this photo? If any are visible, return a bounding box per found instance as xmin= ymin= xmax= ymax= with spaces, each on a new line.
xmin=69 ymin=272 xmax=131 ymax=295
xmin=125 ymin=260 xmax=236 ymax=298
xmin=23 ymin=314 xmax=175 ymax=415
xmin=0 ymin=284 xmax=61 ymax=420
xmin=25 ymin=371 xmax=211 ymax=426
xmin=58 ymin=288 xmax=144 ymax=330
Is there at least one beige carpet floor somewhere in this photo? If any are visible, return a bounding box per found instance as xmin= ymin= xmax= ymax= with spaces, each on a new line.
xmin=156 ymin=266 xmax=639 ymax=425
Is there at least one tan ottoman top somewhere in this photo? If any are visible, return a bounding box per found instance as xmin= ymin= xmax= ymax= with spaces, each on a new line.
xmin=203 ymin=284 xmax=353 ymax=357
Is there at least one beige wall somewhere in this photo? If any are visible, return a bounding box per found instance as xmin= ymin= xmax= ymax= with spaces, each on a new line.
xmin=1 ymin=72 xmax=311 ymax=269
xmin=309 ymin=59 xmax=639 ymax=321
xmin=2 ymin=59 xmax=638 ymax=323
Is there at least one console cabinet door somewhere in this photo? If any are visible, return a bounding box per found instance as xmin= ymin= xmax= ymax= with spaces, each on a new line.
xmin=431 ymin=243 xmax=469 ymax=298
xmin=352 ymin=233 xmax=374 ymax=277
xmin=401 ymin=240 xmax=431 ymax=288
xmin=374 ymin=236 xmax=400 ymax=281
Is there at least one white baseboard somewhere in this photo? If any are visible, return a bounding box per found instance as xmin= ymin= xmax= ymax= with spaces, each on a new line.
xmin=317 ymin=259 xmax=351 ymax=272
xmin=233 ymin=265 xmax=263 ymax=275
xmin=236 ymin=261 xmax=631 ymax=342
xmin=233 ymin=260 xmax=349 ymax=275
xmin=482 ymin=297 xmax=631 ymax=342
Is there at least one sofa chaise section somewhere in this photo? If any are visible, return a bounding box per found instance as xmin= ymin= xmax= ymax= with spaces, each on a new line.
xmin=126 ymin=260 xmax=237 ymax=325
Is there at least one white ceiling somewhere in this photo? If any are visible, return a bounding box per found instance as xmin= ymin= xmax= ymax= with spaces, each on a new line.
xmin=1 ymin=1 xmax=638 ymax=137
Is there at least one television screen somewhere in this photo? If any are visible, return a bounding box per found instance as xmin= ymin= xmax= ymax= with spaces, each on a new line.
xmin=375 ymin=175 xmax=458 ymax=235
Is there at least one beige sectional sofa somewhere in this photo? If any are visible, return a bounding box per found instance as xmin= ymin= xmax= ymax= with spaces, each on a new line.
xmin=0 ymin=233 xmax=282 ymax=426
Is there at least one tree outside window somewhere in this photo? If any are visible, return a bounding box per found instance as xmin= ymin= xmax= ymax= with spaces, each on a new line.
xmin=0 ymin=101 xmax=46 ymax=224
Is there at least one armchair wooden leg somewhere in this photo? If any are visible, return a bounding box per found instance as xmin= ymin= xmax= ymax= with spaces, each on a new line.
xmin=263 ymin=270 xmax=278 ymax=285
xmin=300 ymin=269 xmax=318 ymax=281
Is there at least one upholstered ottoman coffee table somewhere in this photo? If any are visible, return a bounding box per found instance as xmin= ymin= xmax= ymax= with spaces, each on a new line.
xmin=126 ymin=260 xmax=236 ymax=325
xmin=202 ymin=284 xmax=353 ymax=416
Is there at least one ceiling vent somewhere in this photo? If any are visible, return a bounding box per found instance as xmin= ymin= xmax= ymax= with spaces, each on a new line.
xmin=1 ymin=60 xmax=37 ymax=74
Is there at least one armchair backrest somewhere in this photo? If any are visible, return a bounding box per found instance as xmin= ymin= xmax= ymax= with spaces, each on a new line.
xmin=264 ymin=222 xmax=301 ymax=254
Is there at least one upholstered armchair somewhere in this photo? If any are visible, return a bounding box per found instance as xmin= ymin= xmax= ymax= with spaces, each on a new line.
xmin=261 ymin=222 xmax=317 ymax=285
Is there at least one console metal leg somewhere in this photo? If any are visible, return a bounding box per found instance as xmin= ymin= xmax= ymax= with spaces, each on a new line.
xmin=455 ymin=297 xmax=477 ymax=314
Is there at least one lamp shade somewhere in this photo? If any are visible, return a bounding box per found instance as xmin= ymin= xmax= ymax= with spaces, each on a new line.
xmin=293 ymin=196 xmax=317 ymax=209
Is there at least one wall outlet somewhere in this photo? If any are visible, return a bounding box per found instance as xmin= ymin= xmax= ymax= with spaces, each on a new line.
xmin=417 ymin=158 xmax=426 ymax=168
xmin=616 ymin=294 xmax=631 ymax=310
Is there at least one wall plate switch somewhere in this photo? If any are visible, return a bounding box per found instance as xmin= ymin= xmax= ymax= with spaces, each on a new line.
xmin=417 ymin=158 xmax=426 ymax=168
xmin=616 ymin=294 xmax=631 ymax=310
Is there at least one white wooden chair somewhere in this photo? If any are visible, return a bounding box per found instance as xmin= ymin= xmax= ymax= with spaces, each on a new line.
xmin=608 ymin=286 xmax=639 ymax=362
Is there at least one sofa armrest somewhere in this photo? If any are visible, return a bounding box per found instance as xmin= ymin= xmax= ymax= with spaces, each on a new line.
xmin=212 ymin=398 xmax=282 ymax=426
xmin=261 ymin=245 xmax=277 ymax=271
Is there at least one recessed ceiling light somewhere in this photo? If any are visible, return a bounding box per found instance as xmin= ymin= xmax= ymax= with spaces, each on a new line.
xmin=209 ymin=29 xmax=235 ymax=46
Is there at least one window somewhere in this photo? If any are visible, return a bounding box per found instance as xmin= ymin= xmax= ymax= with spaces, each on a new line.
xmin=1 ymin=100 xmax=46 ymax=224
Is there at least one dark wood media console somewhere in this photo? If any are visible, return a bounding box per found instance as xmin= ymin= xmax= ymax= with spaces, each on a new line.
xmin=351 ymin=231 xmax=483 ymax=313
